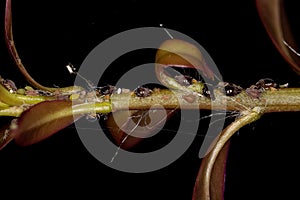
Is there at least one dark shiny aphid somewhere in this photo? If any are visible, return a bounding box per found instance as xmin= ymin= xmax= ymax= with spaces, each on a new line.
xmin=97 ymin=85 xmax=116 ymax=95
xmin=255 ymin=78 xmax=278 ymax=90
xmin=202 ymin=84 xmax=215 ymax=100
xmin=218 ymin=82 xmax=243 ymax=96
xmin=134 ymin=86 xmax=153 ymax=97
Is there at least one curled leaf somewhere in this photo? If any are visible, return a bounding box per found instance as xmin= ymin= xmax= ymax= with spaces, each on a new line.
xmin=4 ymin=0 xmax=84 ymax=93
xmin=192 ymin=141 xmax=230 ymax=200
xmin=4 ymin=0 xmax=47 ymax=91
xmin=105 ymin=109 xmax=177 ymax=150
xmin=155 ymin=39 xmax=215 ymax=88
xmin=256 ymin=0 xmax=300 ymax=74
xmin=192 ymin=107 xmax=263 ymax=200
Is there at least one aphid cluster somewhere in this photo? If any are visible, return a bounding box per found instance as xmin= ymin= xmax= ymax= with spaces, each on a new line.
xmin=206 ymin=81 xmax=243 ymax=99
xmin=177 ymin=78 xmax=244 ymax=100
xmin=95 ymin=84 xmax=131 ymax=96
xmin=246 ymin=78 xmax=280 ymax=99
xmin=217 ymin=82 xmax=243 ymax=97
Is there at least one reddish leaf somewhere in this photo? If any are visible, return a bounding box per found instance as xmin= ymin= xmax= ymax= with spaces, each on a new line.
xmin=192 ymin=107 xmax=263 ymax=200
xmin=12 ymin=100 xmax=83 ymax=146
xmin=4 ymin=0 xmax=48 ymax=90
xmin=192 ymin=141 xmax=230 ymax=200
xmin=105 ymin=109 xmax=177 ymax=150
xmin=4 ymin=0 xmax=83 ymax=93
xmin=256 ymin=0 xmax=300 ymax=75
xmin=155 ymin=39 xmax=215 ymax=81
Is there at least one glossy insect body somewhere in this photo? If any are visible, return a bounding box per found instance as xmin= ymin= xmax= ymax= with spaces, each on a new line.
xmin=246 ymin=78 xmax=279 ymax=99
xmin=255 ymin=78 xmax=278 ymax=90
xmin=217 ymin=82 xmax=243 ymax=96
xmin=96 ymin=85 xmax=116 ymax=95
xmin=134 ymin=86 xmax=153 ymax=97
xmin=202 ymin=84 xmax=215 ymax=100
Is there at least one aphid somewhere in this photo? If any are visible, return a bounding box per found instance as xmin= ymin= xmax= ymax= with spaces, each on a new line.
xmin=217 ymin=82 xmax=243 ymax=96
xmin=255 ymin=78 xmax=278 ymax=91
xmin=134 ymin=86 xmax=153 ymax=97
xmin=245 ymin=85 xmax=262 ymax=99
xmin=202 ymin=84 xmax=215 ymax=100
xmin=174 ymin=75 xmax=195 ymax=86
xmin=2 ymin=79 xmax=17 ymax=93
xmin=96 ymin=85 xmax=116 ymax=95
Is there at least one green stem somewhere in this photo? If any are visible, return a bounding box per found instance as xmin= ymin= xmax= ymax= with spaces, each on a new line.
xmin=111 ymin=88 xmax=300 ymax=113
xmin=0 ymin=101 xmax=10 ymax=109
xmin=0 ymin=84 xmax=55 ymax=106
xmin=72 ymin=101 xmax=112 ymax=115
xmin=1 ymin=85 xmax=300 ymax=116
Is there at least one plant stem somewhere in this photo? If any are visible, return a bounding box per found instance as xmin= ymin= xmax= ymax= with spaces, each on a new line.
xmin=1 ymin=86 xmax=300 ymax=116
xmin=192 ymin=107 xmax=263 ymax=200
xmin=0 ymin=84 xmax=55 ymax=106
xmin=111 ymin=88 xmax=300 ymax=113
xmin=0 ymin=106 xmax=27 ymax=117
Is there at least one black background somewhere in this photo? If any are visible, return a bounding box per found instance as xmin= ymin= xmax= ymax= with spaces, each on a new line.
xmin=0 ymin=0 xmax=299 ymax=199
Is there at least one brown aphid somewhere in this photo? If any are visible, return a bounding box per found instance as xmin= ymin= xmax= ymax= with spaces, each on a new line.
xmin=174 ymin=75 xmax=195 ymax=86
xmin=245 ymin=85 xmax=262 ymax=99
xmin=255 ymin=78 xmax=279 ymax=91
